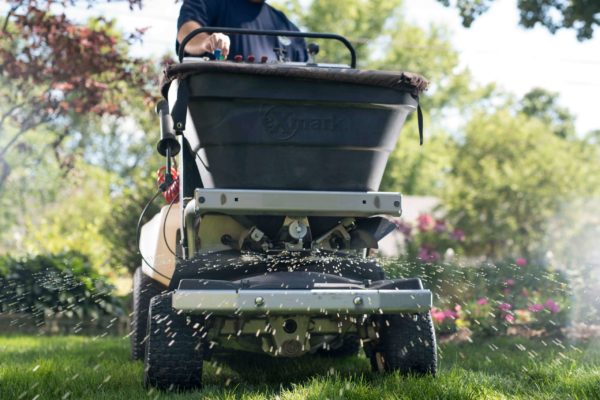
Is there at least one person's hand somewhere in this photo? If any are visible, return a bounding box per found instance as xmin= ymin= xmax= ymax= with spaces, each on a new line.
xmin=177 ymin=22 xmax=231 ymax=58
xmin=200 ymin=33 xmax=230 ymax=58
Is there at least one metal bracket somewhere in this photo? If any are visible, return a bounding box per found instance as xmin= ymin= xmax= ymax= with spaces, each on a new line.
xmin=172 ymin=288 xmax=431 ymax=315
xmin=194 ymin=189 xmax=402 ymax=217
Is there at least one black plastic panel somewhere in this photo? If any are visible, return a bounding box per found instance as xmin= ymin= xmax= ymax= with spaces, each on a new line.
xmin=184 ymin=72 xmax=417 ymax=191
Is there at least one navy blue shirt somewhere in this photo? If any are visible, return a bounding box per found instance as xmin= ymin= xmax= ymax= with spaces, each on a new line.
xmin=177 ymin=0 xmax=308 ymax=62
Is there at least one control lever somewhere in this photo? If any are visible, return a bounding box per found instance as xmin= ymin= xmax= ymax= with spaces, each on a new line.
xmin=273 ymin=47 xmax=288 ymax=62
xmin=307 ymin=42 xmax=320 ymax=64
xmin=155 ymin=100 xmax=181 ymax=189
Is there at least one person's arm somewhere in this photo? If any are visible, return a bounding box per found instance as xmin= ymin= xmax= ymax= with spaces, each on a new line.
xmin=177 ymin=20 xmax=230 ymax=58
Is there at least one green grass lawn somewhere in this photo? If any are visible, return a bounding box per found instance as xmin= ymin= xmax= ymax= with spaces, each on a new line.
xmin=0 ymin=335 xmax=599 ymax=400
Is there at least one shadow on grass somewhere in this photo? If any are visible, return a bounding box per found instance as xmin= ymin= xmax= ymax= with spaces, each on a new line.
xmin=208 ymin=351 xmax=371 ymax=385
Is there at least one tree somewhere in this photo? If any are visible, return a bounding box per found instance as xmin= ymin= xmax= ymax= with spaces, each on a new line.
xmin=519 ymin=88 xmax=576 ymax=139
xmin=297 ymin=0 xmax=404 ymax=66
xmin=0 ymin=0 xmax=154 ymax=190
xmin=20 ymin=163 xmax=115 ymax=274
xmin=380 ymin=128 xmax=456 ymax=195
xmin=0 ymin=1 xmax=166 ymax=272
xmin=584 ymin=129 xmax=600 ymax=145
xmin=436 ymin=0 xmax=600 ymax=40
xmin=442 ymin=107 xmax=600 ymax=259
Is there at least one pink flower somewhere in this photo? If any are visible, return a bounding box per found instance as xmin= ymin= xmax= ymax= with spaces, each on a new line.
xmin=454 ymin=304 xmax=462 ymax=312
xmin=443 ymin=309 xmax=458 ymax=319
xmin=431 ymin=308 xmax=446 ymax=323
xmin=53 ymin=82 xmax=74 ymax=91
xmin=516 ymin=258 xmax=528 ymax=267
xmin=418 ymin=246 xmax=441 ymax=263
xmin=434 ymin=220 xmax=447 ymax=233
xmin=544 ymin=299 xmax=560 ymax=314
xmin=477 ymin=297 xmax=488 ymax=305
xmin=504 ymin=279 xmax=515 ymax=286
xmin=505 ymin=314 xmax=515 ymax=323
xmin=499 ymin=303 xmax=512 ymax=311
xmin=450 ymin=229 xmax=466 ymax=242
xmin=417 ymin=214 xmax=435 ymax=232
xmin=528 ymin=303 xmax=544 ymax=312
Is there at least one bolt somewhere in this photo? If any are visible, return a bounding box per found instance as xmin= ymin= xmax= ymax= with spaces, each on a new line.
xmin=250 ymin=228 xmax=264 ymax=242
xmin=353 ymin=296 xmax=363 ymax=306
xmin=176 ymin=122 xmax=183 ymax=129
xmin=255 ymin=297 xmax=265 ymax=306
xmin=394 ymin=200 xmax=400 ymax=207
xmin=289 ymin=221 xmax=307 ymax=239
xmin=199 ymin=196 xmax=206 ymax=204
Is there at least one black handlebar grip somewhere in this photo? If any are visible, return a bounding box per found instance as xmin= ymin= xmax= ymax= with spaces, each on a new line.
xmin=156 ymin=100 xmax=181 ymax=157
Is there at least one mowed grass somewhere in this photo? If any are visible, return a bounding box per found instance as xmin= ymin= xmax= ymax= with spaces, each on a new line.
xmin=0 ymin=335 xmax=599 ymax=400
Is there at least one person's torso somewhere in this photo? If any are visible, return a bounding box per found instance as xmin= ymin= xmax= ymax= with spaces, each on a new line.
xmin=212 ymin=0 xmax=306 ymax=62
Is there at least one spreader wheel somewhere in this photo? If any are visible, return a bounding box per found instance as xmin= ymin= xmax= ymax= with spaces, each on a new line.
xmin=370 ymin=312 xmax=437 ymax=375
xmin=144 ymin=293 xmax=204 ymax=391
xmin=130 ymin=267 xmax=165 ymax=360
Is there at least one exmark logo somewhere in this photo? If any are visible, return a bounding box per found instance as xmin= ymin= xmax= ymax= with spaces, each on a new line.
xmin=263 ymin=106 xmax=343 ymax=141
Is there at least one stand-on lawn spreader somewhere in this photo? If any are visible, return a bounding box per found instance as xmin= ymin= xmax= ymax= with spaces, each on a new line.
xmin=134 ymin=28 xmax=436 ymax=391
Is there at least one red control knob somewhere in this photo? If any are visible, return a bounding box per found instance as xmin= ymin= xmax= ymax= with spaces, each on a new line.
xmin=234 ymin=55 xmax=243 ymax=62
xmin=247 ymin=55 xmax=255 ymax=63
xmin=260 ymin=56 xmax=268 ymax=63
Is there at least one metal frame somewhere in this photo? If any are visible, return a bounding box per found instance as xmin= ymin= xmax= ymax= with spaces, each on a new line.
xmin=178 ymin=27 xmax=357 ymax=67
xmin=194 ymin=189 xmax=402 ymax=217
xmin=172 ymin=288 xmax=431 ymax=315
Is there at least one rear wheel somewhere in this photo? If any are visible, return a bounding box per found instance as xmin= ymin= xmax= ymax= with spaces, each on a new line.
xmin=370 ymin=312 xmax=437 ymax=375
xmin=130 ymin=267 xmax=165 ymax=360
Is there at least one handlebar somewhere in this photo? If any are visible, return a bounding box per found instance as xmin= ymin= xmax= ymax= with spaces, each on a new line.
xmin=178 ymin=27 xmax=357 ymax=68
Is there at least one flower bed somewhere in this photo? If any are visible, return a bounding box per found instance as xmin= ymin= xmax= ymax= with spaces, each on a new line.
xmin=384 ymin=214 xmax=571 ymax=338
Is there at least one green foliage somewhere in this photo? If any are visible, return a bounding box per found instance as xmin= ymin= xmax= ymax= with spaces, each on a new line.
xmin=384 ymin=258 xmax=571 ymax=336
xmin=18 ymin=163 xmax=115 ymax=273
xmin=380 ymin=129 xmax=455 ymax=194
xmin=101 ymin=171 xmax=161 ymax=274
xmin=520 ymin=88 xmax=576 ymax=139
xmin=0 ymin=252 xmax=123 ymax=321
xmin=0 ymin=5 xmax=156 ymax=190
xmin=286 ymin=0 xmax=403 ymax=66
xmin=437 ymin=0 xmax=600 ymax=40
xmin=0 ymin=8 xmax=163 ymax=272
xmin=585 ymin=129 xmax=600 ymax=145
xmin=371 ymin=22 xmax=494 ymax=113
xmin=442 ymin=107 xmax=600 ymax=259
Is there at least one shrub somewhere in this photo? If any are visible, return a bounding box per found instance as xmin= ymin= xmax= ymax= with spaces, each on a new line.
xmin=392 ymin=213 xmax=466 ymax=264
xmin=382 ymin=256 xmax=571 ymax=337
xmin=0 ymin=252 xmax=123 ymax=321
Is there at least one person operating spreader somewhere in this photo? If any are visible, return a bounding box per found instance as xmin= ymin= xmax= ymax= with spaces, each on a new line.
xmin=176 ymin=0 xmax=308 ymax=62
